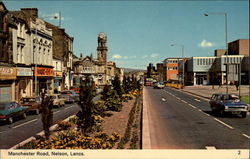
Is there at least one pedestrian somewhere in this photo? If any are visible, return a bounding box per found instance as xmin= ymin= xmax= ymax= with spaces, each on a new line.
xmin=235 ymin=81 xmax=239 ymax=91
xmin=218 ymin=79 xmax=221 ymax=88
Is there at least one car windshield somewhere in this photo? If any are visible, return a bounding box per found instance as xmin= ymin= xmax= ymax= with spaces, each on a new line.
xmin=0 ymin=103 xmax=8 ymax=110
xmin=49 ymin=96 xmax=56 ymax=99
xmin=222 ymin=95 xmax=240 ymax=101
xmin=22 ymin=98 xmax=36 ymax=103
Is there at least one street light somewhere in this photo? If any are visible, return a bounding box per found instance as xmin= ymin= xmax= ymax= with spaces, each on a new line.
xmin=34 ymin=15 xmax=59 ymax=96
xmin=204 ymin=12 xmax=228 ymax=94
xmin=171 ymin=44 xmax=185 ymax=87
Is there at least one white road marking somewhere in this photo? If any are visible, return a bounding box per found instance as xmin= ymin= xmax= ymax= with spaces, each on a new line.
xmin=188 ymin=104 xmax=196 ymax=109
xmin=194 ymin=99 xmax=201 ymax=102
xmin=205 ymin=146 xmax=216 ymax=150
xmin=162 ymin=98 xmax=166 ymax=102
xmin=198 ymin=109 xmax=202 ymax=112
xmin=214 ymin=118 xmax=234 ymax=129
xmin=242 ymin=134 xmax=250 ymax=139
xmin=64 ymin=105 xmax=74 ymax=110
xmin=171 ymin=88 xmax=210 ymax=101
xmin=176 ymin=97 xmax=181 ymax=100
xmin=0 ymin=131 xmax=3 ymax=134
xmin=181 ymin=100 xmax=188 ymax=104
xmin=54 ymin=111 xmax=60 ymax=114
xmin=12 ymin=119 xmax=38 ymax=129
xmin=206 ymin=114 xmax=210 ymax=117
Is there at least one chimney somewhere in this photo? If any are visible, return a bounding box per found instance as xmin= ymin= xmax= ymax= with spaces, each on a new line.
xmin=21 ymin=8 xmax=38 ymax=18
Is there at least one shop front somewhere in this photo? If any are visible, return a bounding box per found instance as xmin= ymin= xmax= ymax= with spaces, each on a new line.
xmin=0 ymin=66 xmax=16 ymax=102
xmin=16 ymin=67 xmax=33 ymax=101
xmin=33 ymin=67 xmax=54 ymax=95
xmin=54 ymin=71 xmax=63 ymax=92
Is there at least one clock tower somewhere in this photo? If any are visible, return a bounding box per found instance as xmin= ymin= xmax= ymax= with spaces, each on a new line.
xmin=97 ymin=32 xmax=107 ymax=63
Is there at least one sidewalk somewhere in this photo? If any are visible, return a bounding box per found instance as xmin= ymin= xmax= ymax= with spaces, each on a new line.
xmin=182 ymin=85 xmax=250 ymax=99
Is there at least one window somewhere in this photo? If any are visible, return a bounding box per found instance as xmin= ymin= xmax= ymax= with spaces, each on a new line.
xmin=21 ymin=46 xmax=24 ymax=63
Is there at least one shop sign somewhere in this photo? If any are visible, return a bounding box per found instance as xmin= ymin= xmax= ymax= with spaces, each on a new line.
xmin=35 ymin=67 xmax=54 ymax=76
xmin=54 ymin=71 xmax=63 ymax=77
xmin=0 ymin=67 xmax=16 ymax=80
xmin=17 ymin=67 xmax=33 ymax=76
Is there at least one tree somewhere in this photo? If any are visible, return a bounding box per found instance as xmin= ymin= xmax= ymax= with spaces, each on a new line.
xmin=112 ymin=75 xmax=123 ymax=100
xmin=123 ymin=75 xmax=130 ymax=94
xmin=77 ymin=76 xmax=95 ymax=135
xmin=101 ymin=84 xmax=110 ymax=101
xmin=40 ymin=93 xmax=53 ymax=140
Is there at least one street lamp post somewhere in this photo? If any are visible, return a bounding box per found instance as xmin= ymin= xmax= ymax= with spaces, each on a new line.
xmin=34 ymin=15 xmax=59 ymax=96
xmin=204 ymin=12 xmax=228 ymax=94
xmin=171 ymin=44 xmax=185 ymax=87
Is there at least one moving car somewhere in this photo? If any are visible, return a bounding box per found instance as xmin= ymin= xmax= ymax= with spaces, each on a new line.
xmin=20 ymin=96 xmax=42 ymax=114
xmin=47 ymin=94 xmax=65 ymax=107
xmin=153 ymin=82 xmax=165 ymax=89
xmin=61 ymin=90 xmax=79 ymax=103
xmin=0 ymin=102 xmax=27 ymax=124
xmin=209 ymin=93 xmax=248 ymax=118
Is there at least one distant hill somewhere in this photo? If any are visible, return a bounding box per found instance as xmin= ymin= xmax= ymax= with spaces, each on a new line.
xmin=122 ymin=68 xmax=146 ymax=73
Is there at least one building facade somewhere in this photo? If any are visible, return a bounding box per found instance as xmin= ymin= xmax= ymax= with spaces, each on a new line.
xmin=0 ymin=2 xmax=17 ymax=102
xmin=163 ymin=58 xmax=185 ymax=83
xmin=228 ymin=39 xmax=249 ymax=56
xmin=46 ymin=22 xmax=74 ymax=90
xmin=73 ymin=33 xmax=121 ymax=87
xmin=186 ymin=57 xmax=216 ymax=85
xmin=1 ymin=2 xmax=74 ymax=102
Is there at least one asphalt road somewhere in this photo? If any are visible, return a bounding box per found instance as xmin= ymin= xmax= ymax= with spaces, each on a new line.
xmin=144 ymin=87 xmax=250 ymax=149
xmin=0 ymin=103 xmax=80 ymax=149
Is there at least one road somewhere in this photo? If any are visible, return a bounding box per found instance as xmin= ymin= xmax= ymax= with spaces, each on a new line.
xmin=144 ymin=87 xmax=250 ymax=149
xmin=0 ymin=103 xmax=80 ymax=149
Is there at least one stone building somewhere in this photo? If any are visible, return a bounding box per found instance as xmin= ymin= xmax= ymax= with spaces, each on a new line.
xmin=0 ymin=2 xmax=17 ymax=102
xmin=46 ymin=22 xmax=74 ymax=90
xmin=52 ymin=57 xmax=63 ymax=92
xmin=73 ymin=32 xmax=120 ymax=86
xmin=17 ymin=8 xmax=54 ymax=95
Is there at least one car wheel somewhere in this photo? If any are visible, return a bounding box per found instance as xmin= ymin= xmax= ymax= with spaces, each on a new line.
xmin=35 ymin=109 xmax=39 ymax=115
xmin=241 ymin=112 xmax=247 ymax=118
xmin=218 ymin=110 xmax=224 ymax=117
xmin=22 ymin=113 xmax=27 ymax=119
xmin=8 ymin=117 xmax=13 ymax=124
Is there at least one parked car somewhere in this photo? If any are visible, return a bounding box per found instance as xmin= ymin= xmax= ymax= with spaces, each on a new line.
xmin=47 ymin=94 xmax=65 ymax=107
xmin=209 ymin=93 xmax=248 ymax=118
xmin=70 ymin=86 xmax=80 ymax=94
xmin=0 ymin=102 xmax=27 ymax=124
xmin=153 ymin=82 xmax=165 ymax=89
xmin=20 ymin=97 xmax=42 ymax=114
xmin=61 ymin=90 xmax=79 ymax=103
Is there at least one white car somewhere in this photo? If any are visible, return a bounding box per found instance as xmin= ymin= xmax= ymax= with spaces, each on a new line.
xmin=154 ymin=82 xmax=165 ymax=89
xmin=47 ymin=94 xmax=65 ymax=107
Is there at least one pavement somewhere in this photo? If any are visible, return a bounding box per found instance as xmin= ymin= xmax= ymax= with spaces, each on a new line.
xmin=181 ymin=85 xmax=250 ymax=99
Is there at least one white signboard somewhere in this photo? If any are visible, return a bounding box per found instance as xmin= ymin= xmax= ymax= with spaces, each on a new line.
xmin=17 ymin=67 xmax=33 ymax=76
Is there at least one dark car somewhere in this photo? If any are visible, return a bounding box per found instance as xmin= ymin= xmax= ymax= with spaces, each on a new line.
xmin=0 ymin=102 xmax=27 ymax=124
xmin=61 ymin=90 xmax=79 ymax=103
xmin=20 ymin=97 xmax=42 ymax=114
xmin=209 ymin=93 xmax=248 ymax=118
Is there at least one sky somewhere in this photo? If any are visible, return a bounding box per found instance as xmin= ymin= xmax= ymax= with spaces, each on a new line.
xmin=3 ymin=0 xmax=249 ymax=69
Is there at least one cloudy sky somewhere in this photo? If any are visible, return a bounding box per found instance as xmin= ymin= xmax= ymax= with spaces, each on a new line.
xmin=4 ymin=0 xmax=249 ymax=69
